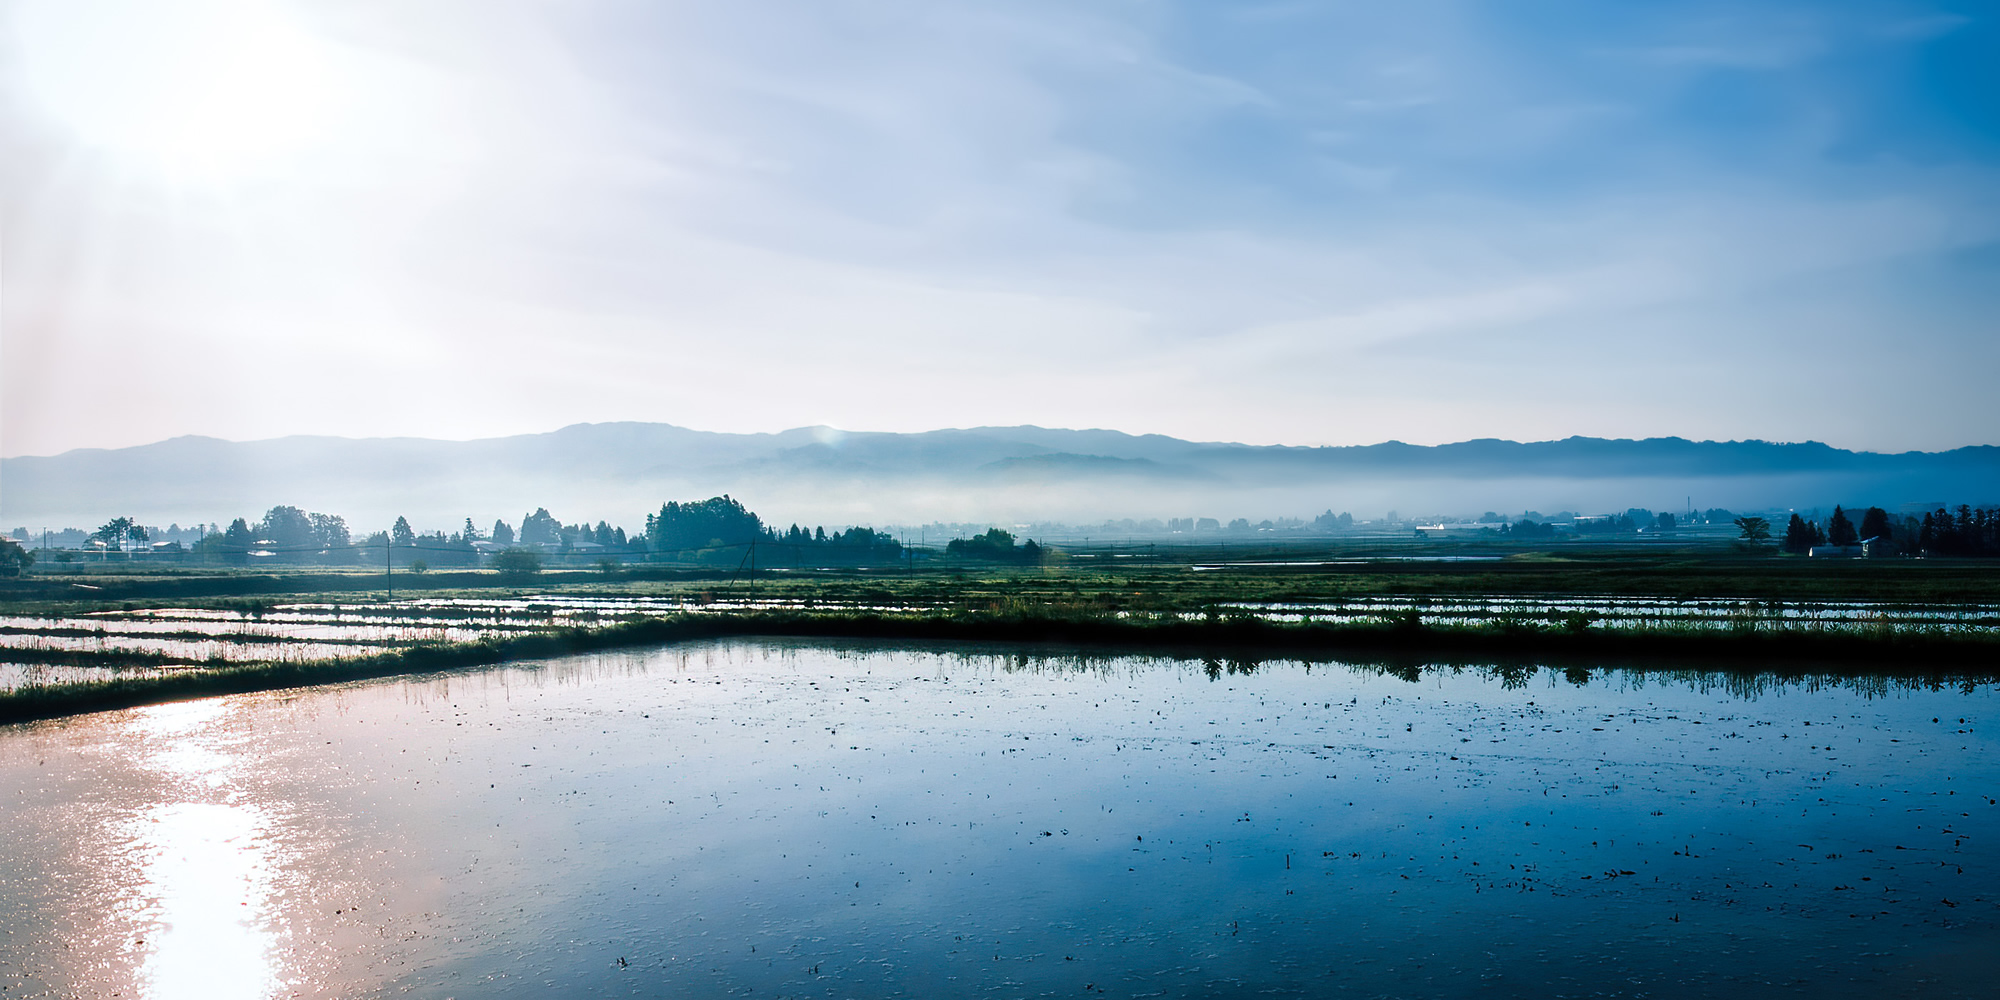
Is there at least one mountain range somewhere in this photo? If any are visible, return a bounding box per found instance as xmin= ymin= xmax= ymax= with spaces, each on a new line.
xmin=5 ymin=423 xmax=1996 ymax=531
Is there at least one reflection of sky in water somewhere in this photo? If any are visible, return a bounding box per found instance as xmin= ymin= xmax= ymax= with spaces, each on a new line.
xmin=2 ymin=641 xmax=1997 ymax=998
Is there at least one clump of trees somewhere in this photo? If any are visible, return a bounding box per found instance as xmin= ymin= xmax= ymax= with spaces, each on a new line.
xmin=497 ymin=510 xmax=639 ymax=554
xmin=490 ymin=547 xmax=543 ymax=582
xmin=258 ymin=506 xmax=353 ymax=562
xmin=1313 ymin=510 xmax=1356 ymax=531
xmin=190 ymin=506 xmax=353 ymax=563
xmin=771 ymin=524 xmax=903 ymax=564
xmin=0 ymin=537 xmax=33 ymax=576
xmin=90 ymin=517 xmax=148 ymax=554
xmin=195 ymin=518 xmax=258 ymax=564
xmin=519 ymin=508 xmax=562 ymax=547
xmin=1758 ymin=503 xmax=2000 ymax=558
xmin=647 ymin=496 xmax=766 ymax=555
xmin=359 ymin=514 xmax=483 ymax=567
xmin=1781 ymin=513 xmax=1826 ymax=554
xmin=1571 ymin=512 xmax=1640 ymax=534
xmin=946 ymin=528 xmax=1043 ymax=563
xmin=640 ymin=495 xmax=901 ymax=564
xmin=1919 ymin=506 xmax=2000 ymax=557
xmin=1859 ymin=507 xmax=1893 ymax=541
xmin=1780 ymin=507 xmax=1862 ymax=553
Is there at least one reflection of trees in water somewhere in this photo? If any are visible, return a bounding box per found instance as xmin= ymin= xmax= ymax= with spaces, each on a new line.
xmin=1199 ymin=658 xmax=1266 ymax=680
xmin=397 ymin=638 xmax=2000 ymax=704
xmin=1012 ymin=645 xmax=1991 ymax=700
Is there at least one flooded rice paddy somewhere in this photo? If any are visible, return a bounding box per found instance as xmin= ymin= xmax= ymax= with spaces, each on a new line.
xmin=2 ymin=639 xmax=1995 ymax=998
xmin=4 ymin=592 xmax=1997 ymax=688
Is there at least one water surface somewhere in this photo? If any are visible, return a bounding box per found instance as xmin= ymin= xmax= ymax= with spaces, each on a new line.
xmin=2 ymin=640 xmax=1995 ymax=998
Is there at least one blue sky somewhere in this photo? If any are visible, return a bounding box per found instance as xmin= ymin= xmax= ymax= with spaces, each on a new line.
xmin=4 ymin=0 xmax=1996 ymax=455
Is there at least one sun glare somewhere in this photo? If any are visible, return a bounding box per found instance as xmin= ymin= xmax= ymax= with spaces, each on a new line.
xmin=15 ymin=0 xmax=338 ymax=181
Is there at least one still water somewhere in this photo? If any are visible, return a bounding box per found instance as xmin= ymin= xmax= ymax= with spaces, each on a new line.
xmin=2 ymin=640 xmax=1995 ymax=998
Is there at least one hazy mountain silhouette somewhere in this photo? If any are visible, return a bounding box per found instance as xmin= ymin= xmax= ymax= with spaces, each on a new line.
xmin=5 ymin=423 xmax=1996 ymax=529
xmin=974 ymin=454 xmax=1222 ymax=484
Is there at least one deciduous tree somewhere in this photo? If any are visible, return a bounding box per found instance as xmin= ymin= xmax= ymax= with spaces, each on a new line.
xmin=0 ymin=537 xmax=34 ymax=576
xmin=1733 ymin=516 xmax=1770 ymax=544
xmin=1859 ymin=507 xmax=1892 ymax=542
xmin=490 ymin=547 xmax=542 ymax=581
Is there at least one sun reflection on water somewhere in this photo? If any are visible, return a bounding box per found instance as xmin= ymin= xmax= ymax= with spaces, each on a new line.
xmin=130 ymin=803 xmax=279 ymax=1000
xmin=125 ymin=701 xmax=283 ymax=1000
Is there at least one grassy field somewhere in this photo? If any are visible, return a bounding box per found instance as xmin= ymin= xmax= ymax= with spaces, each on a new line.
xmin=8 ymin=539 xmax=2000 ymax=608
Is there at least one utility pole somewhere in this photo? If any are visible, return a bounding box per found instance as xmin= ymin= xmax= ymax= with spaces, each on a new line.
xmin=385 ymin=536 xmax=393 ymax=601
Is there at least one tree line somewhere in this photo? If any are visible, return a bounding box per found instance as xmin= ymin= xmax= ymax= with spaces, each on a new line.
xmin=1736 ymin=504 xmax=2000 ymax=557
xmin=944 ymin=528 xmax=1043 ymax=563
xmin=37 ymin=496 xmax=913 ymax=572
xmin=645 ymin=495 xmax=904 ymax=565
xmin=32 ymin=497 xmax=1996 ymax=576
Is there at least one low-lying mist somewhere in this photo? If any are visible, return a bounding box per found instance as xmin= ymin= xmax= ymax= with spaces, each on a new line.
xmin=5 ymin=423 xmax=1994 ymax=534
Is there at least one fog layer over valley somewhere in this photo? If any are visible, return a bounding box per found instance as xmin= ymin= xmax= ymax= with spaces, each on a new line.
xmin=6 ymin=423 xmax=1997 ymax=530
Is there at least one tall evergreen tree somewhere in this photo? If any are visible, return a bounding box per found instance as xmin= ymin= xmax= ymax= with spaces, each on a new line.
xmin=1782 ymin=513 xmax=1814 ymax=553
xmin=519 ymin=508 xmax=561 ymax=547
xmin=209 ymin=517 xmax=256 ymax=565
xmin=1827 ymin=506 xmax=1857 ymax=547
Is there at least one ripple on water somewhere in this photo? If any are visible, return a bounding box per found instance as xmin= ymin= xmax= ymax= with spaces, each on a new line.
xmin=1 ymin=639 xmax=1996 ymax=998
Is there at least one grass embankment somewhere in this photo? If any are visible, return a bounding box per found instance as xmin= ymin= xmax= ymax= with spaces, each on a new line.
xmin=4 ymin=607 xmax=1997 ymax=725
xmin=8 ymin=546 xmax=2000 ymax=611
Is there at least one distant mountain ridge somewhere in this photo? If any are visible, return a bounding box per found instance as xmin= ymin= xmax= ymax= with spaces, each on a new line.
xmin=5 ymin=423 xmax=1996 ymax=529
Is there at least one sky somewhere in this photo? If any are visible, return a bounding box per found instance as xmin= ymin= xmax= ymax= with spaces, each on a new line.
xmin=4 ymin=0 xmax=1997 ymax=458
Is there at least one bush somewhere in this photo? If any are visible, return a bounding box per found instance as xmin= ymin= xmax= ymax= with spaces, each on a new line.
xmin=490 ymin=547 xmax=543 ymax=582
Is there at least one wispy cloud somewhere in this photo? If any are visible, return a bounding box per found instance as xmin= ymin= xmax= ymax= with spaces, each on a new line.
xmin=3 ymin=0 xmax=1995 ymax=455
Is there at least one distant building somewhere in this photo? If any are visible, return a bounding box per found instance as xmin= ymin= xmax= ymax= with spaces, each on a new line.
xmin=1808 ymin=544 xmax=1860 ymax=559
xmin=1860 ymin=536 xmax=1895 ymax=559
